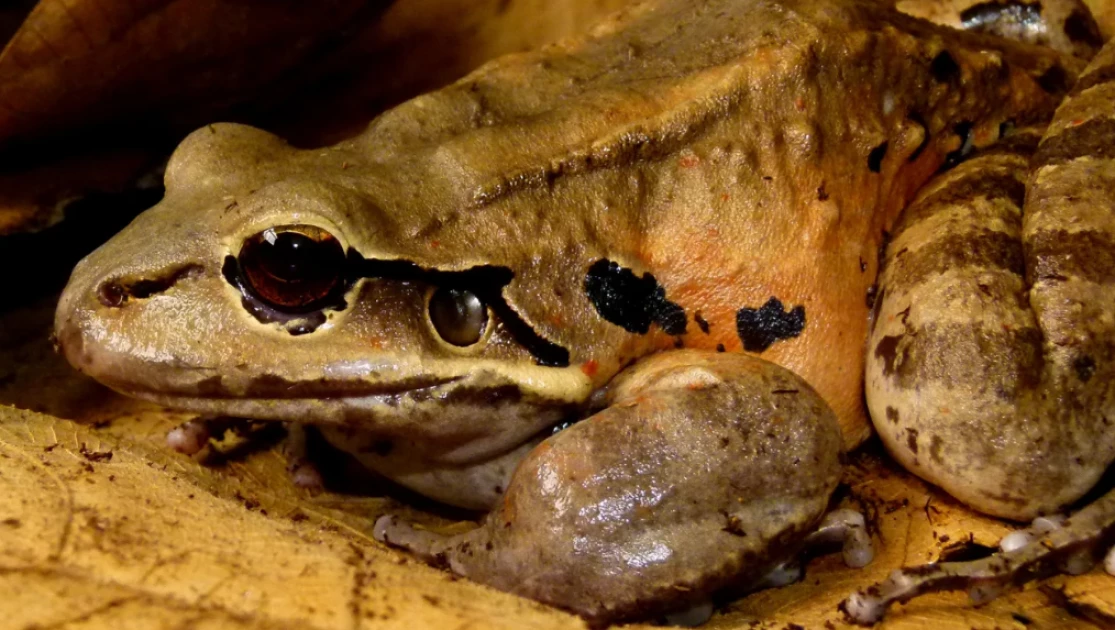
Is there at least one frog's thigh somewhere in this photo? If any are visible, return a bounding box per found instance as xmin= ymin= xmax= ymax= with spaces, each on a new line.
xmin=386 ymin=350 xmax=842 ymax=625
xmin=868 ymin=112 xmax=1115 ymax=519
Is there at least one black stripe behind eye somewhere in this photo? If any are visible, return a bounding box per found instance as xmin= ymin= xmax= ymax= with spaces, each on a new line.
xmin=349 ymin=250 xmax=571 ymax=367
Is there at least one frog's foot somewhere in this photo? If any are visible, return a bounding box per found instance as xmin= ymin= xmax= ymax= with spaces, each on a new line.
xmin=283 ymin=422 xmax=324 ymax=490
xmin=373 ymin=514 xmax=448 ymax=566
xmin=841 ymin=488 xmax=1115 ymax=625
xmin=803 ymin=508 xmax=874 ymax=569
xmin=375 ymin=350 xmax=846 ymax=626
xmin=662 ymin=601 xmax=715 ymax=627
xmin=166 ymin=417 xmax=215 ymax=455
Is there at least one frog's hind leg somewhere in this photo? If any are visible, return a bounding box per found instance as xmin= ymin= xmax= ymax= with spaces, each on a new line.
xmin=843 ymin=485 xmax=1115 ymax=624
xmin=850 ymin=38 xmax=1115 ymax=621
xmin=375 ymin=350 xmax=847 ymax=626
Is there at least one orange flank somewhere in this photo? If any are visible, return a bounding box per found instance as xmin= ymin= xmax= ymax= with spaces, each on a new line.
xmin=580 ymin=360 xmax=598 ymax=377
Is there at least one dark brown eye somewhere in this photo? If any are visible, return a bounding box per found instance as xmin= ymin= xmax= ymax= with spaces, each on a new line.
xmin=428 ymin=287 xmax=489 ymax=346
xmin=238 ymin=225 xmax=347 ymax=312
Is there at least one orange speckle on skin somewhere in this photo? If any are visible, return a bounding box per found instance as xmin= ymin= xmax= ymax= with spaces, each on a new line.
xmin=550 ymin=313 xmax=565 ymax=327
xmin=1072 ymin=118 xmax=1086 ymax=126
xmin=720 ymin=193 xmax=730 ymax=202
xmin=794 ymin=97 xmax=806 ymax=111
xmin=939 ymin=407 xmax=950 ymax=414
xmin=430 ymin=240 xmax=440 ymax=248
xmin=581 ymin=360 xmax=598 ymax=377
xmin=679 ymin=154 xmax=700 ymax=168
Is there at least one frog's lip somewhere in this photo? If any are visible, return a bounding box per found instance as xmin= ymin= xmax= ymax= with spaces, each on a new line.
xmin=150 ymin=373 xmax=465 ymax=401
xmin=99 ymin=372 xmax=482 ymax=411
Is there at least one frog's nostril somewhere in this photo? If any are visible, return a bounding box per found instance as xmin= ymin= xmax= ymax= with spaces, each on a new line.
xmin=96 ymin=264 xmax=204 ymax=308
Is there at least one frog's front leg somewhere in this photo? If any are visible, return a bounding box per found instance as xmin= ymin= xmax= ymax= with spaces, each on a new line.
xmin=375 ymin=350 xmax=849 ymax=625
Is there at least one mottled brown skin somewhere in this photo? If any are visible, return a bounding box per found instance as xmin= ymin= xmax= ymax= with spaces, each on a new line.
xmin=52 ymin=0 xmax=1095 ymax=623
xmin=846 ymin=35 xmax=1115 ymax=624
xmin=868 ymin=35 xmax=1115 ymax=521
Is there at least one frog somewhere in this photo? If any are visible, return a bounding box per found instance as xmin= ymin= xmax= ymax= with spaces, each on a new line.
xmin=51 ymin=0 xmax=1110 ymax=624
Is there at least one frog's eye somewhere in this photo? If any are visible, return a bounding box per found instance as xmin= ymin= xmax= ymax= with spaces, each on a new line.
xmin=428 ymin=287 xmax=490 ymax=346
xmin=238 ymin=225 xmax=347 ymax=312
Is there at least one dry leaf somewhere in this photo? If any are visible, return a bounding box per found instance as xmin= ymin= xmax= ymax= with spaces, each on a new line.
xmin=0 ymin=0 xmax=378 ymax=150
xmin=0 ymin=405 xmax=592 ymax=630
xmin=0 ymin=0 xmax=635 ymax=238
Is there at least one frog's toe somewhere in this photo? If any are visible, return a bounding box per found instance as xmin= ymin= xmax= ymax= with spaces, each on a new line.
xmin=662 ymin=601 xmax=714 ymax=627
xmin=841 ymin=586 xmax=888 ymax=625
xmin=282 ymin=423 xmax=324 ymax=490
xmin=753 ymin=560 xmax=804 ymax=589
xmin=373 ymin=514 xmax=451 ymax=565
xmin=841 ymin=487 xmax=1115 ymax=623
xmin=803 ymin=508 xmax=873 ymax=568
xmin=166 ymin=419 xmax=211 ymax=455
xmin=999 ymin=515 xmax=1064 ymax=552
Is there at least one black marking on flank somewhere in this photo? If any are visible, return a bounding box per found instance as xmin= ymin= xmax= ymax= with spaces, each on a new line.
xmin=584 ymin=259 xmax=688 ymax=335
xmin=1036 ymin=64 xmax=1071 ymax=95
xmin=1064 ymin=9 xmax=1103 ymax=47
xmin=930 ymin=51 xmax=960 ymax=83
xmin=735 ymin=297 xmax=805 ymax=352
xmin=1073 ymin=355 xmax=1096 ymax=382
xmin=817 ymin=182 xmax=829 ymax=201
xmin=886 ymin=407 xmax=900 ymax=424
xmin=695 ymin=311 xmax=711 ymax=334
xmin=716 ymin=343 xmax=726 ymax=353
xmin=868 ymin=141 xmax=888 ymax=173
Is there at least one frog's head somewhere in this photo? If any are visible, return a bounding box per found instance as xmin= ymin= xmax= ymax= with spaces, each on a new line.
xmin=54 ymin=122 xmax=637 ymax=463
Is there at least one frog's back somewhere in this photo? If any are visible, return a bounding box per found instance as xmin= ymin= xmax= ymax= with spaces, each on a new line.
xmin=340 ymin=0 xmax=1073 ymax=443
